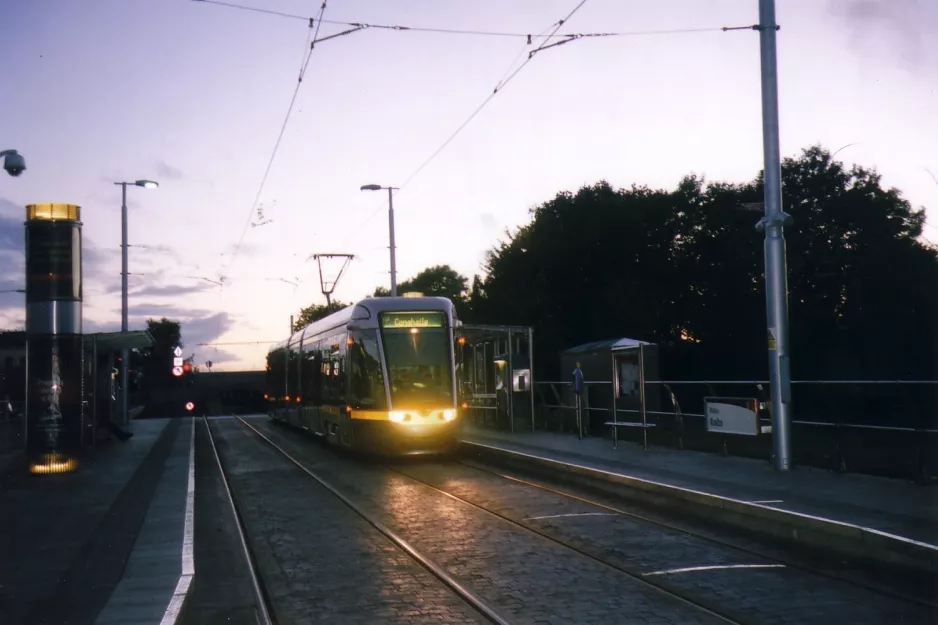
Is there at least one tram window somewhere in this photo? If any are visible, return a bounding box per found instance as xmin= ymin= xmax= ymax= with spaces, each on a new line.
xmin=380 ymin=326 xmax=452 ymax=407
xmin=303 ymin=347 xmax=322 ymax=405
xmin=348 ymin=330 xmax=386 ymax=411
xmin=287 ymin=347 xmax=302 ymax=397
xmin=321 ymin=335 xmax=346 ymax=404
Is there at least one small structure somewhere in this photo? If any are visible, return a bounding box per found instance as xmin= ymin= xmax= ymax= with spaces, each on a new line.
xmin=555 ymin=338 xmax=661 ymax=440
xmin=83 ymin=330 xmax=153 ymax=441
xmin=24 ymin=203 xmax=84 ymax=474
xmin=456 ymin=323 xmax=535 ymax=432
xmin=188 ymin=370 xmax=265 ymax=416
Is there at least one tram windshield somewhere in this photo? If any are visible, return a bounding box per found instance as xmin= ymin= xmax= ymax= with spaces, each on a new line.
xmin=379 ymin=311 xmax=454 ymax=409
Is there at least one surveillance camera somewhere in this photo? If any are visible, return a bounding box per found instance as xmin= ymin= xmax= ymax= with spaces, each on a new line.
xmin=3 ymin=152 xmax=26 ymax=177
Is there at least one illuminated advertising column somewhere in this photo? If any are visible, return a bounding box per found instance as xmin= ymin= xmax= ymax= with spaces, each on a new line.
xmin=25 ymin=203 xmax=83 ymax=475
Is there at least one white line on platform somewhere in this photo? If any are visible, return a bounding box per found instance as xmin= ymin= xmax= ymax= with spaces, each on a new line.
xmin=525 ymin=512 xmax=619 ymax=521
xmin=750 ymin=500 xmax=784 ymax=504
xmin=464 ymin=441 xmax=938 ymax=552
xmin=643 ymin=564 xmax=786 ymax=577
xmin=160 ymin=418 xmax=196 ymax=625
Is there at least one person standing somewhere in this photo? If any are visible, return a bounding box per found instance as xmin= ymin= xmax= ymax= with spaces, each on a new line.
xmin=572 ymin=362 xmax=585 ymax=439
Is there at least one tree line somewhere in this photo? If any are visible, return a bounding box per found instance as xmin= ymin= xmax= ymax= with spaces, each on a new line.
xmin=293 ymin=145 xmax=937 ymax=382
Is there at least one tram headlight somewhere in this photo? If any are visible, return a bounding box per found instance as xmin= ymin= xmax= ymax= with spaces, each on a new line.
xmin=442 ymin=409 xmax=456 ymax=421
xmin=389 ymin=411 xmax=406 ymax=423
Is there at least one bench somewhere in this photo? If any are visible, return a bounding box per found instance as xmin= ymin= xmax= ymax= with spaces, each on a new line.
xmin=605 ymin=421 xmax=656 ymax=449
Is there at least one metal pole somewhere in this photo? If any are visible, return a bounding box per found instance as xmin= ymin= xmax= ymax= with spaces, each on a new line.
xmin=758 ymin=0 xmax=793 ymax=471
xmin=611 ymin=350 xmax=618 ymax=449
xmin=92 ymin=335 xmax=98 ymax=449
xmin=506 ymin=329 xmax=514 ymax=433
xmin=286 ymin=315 xmax=293 ymax=401
xmin=527 ymin=328 xmax=535 ymax=433
xmin=23 ymin=338 xmax=28 ymax=452
xmin=387 ymin=187 xmax=397 ymax=296
xmin=120 ymin=183 xmax=129 ymax=426
xmin=639 ymin=344 xmax=647 ymax=451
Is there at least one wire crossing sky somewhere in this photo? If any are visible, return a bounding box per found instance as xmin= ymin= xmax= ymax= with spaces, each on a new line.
xmin=1 ymin=0 xmax=934 ymax=370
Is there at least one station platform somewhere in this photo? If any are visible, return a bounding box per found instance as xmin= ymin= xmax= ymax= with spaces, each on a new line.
xmin=0 ymin=417 xmax=194 ymax=625
xmin=460 ymin=423 xmax=938 ymax=557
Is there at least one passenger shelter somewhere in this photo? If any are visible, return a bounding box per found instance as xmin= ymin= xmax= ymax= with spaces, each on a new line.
xmin=555 ymin=337 xmax=661 ymax=436
xmin=456 ymin=323 xmax=534 ymax=433
xmin=83 ymin=330 xmax=154 ymax=442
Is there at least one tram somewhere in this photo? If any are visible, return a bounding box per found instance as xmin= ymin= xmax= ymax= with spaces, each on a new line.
xmin=265 ymin=295 xmax=461 ymax=455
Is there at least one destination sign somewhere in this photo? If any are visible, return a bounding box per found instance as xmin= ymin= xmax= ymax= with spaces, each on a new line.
xmin=380 ymin=311 xmax=445 ymax=329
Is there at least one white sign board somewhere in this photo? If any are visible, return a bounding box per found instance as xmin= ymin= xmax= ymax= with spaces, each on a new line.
xmin=704 ymin=399 xmax=759 ymax=436
xmin=173 ymin=357 xmax=183 ymax=367
xmin=173 ymin=346 xmax=183 ymax=357
xmin=172 ymin=366 xmax=184 ymax=377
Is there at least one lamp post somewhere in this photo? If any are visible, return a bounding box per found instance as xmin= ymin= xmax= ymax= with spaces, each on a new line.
xmin=757 ymin=0 xmax=793 ymax=471
xmin=360 ymin=184 xmax=399 ymax=296
xmin=113 ymin=179 xmax=158 ymax=425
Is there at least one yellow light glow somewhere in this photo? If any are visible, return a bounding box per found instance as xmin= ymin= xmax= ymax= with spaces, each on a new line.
xmin=26 ymin=203 xmax=81 ymax=221
xmin=30 ymin=454 xmax=78 ymax=475
xmin=442 ymin=409 xmax=456 ymax=421
xmin=389 ymin=411 xmax=406 ymax=423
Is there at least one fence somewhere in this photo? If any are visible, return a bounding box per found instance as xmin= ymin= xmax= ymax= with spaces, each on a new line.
xmin=469 ymin=379 xmax=938 ymax=481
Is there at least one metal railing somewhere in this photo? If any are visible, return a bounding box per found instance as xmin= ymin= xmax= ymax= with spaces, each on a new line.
xmin=472 ymin=379 xmax=938 ymax=481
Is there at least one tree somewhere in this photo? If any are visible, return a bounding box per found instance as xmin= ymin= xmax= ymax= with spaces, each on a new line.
xmin=293 ymin=301 xmax=349 ymax=332
xmin=139 ymin=318 xmax=182 ymax=393
xmin=373 ymin=264 xmax=471 ymax=317
xmin=470 ymin=145 xmax=938 ymax=387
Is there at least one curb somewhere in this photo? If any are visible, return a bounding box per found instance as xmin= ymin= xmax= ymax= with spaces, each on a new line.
xmin=461 ymin=439 xmax=938 ymax=577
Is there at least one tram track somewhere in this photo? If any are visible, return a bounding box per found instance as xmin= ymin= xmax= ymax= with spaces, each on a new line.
xmin=383 ymin=457 xmax=937 ymax=625
xmin=450 ymin=457 xmax=938 ymax=611
xmin=245 ymin=414 xmax=936 ymax=624
xmin=203 ymin=416 xmax=276 ymax=625
xmin=381 ymin=463 xmax=745 ymax=625
xmin=241 ymin=415 xmax=744 ymax=624
xmin=227 ymin=415 xmax=510 ymax=625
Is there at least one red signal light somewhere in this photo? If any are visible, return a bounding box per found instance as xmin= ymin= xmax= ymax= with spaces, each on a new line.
xmin=183 ymin=362 xmax=191 ymax=373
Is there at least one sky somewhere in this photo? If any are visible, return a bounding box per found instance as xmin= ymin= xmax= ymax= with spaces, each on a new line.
xmin=0 ymin=0 xmax=936 ymax=371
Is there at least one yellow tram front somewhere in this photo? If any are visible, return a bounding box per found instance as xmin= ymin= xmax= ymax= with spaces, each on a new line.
xmin=347 ymin=307 xmax=460 ymax=454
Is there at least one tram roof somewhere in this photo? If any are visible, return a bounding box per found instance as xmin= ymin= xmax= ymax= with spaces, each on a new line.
xmin=270 ymin=296 xmax=455 ymax=352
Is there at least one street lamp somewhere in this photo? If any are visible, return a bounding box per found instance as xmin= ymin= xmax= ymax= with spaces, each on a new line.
xmin=1 ymin=149 xmax=26 ymax=177
xmin=113 ymin=179 xmax=159 ymax=425
xmin=360 ymin=183 xmax=399 ymax=296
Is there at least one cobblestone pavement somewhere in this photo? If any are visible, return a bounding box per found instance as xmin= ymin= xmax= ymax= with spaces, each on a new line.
xmin=389 ymin=458 xmax=937 ymax=625
xmin=210 ymin=418 xmax=489 ymax=625
xmin=251 ymin=418 xmax=730 ymax=625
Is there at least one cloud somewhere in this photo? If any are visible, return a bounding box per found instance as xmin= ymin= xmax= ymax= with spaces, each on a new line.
xmin=87 ymin=305 xmax=240 ymax=366
xmin=830 ymin=0 xmax=938 ymax=71
xmin=479 ymin=212 xmax=498 ymax=234
xmin=155 ymin=160 xmax=184 ymax=180
xmin=133 ymin=283 xmax=215 ymax=297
